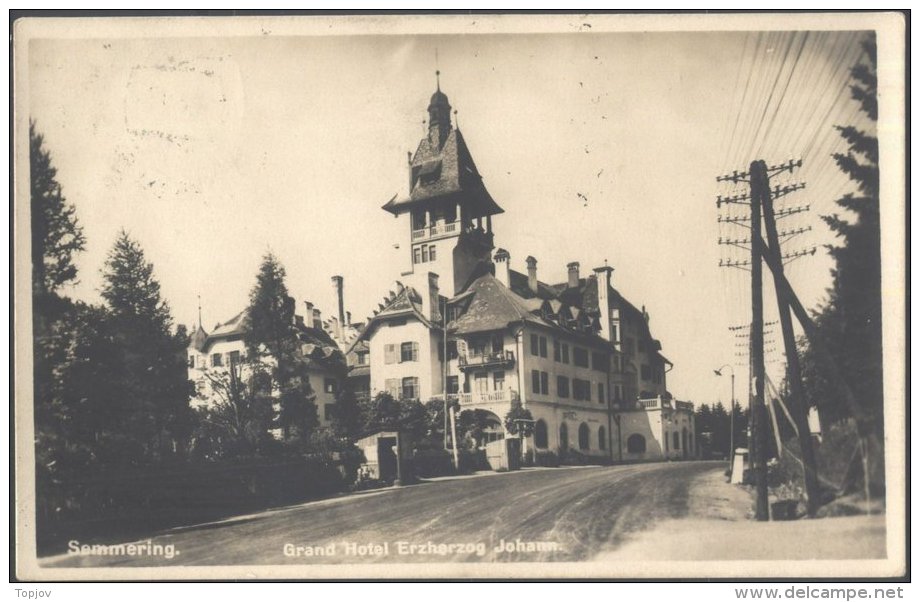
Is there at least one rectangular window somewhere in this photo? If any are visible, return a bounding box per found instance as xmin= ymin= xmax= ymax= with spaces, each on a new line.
xmin=401 ymin=376 xmax=419 ymax=400
xmin=573 ymin=347 xmax=589 ymax=368
xmin=530 ymin=334 xmax=539 ymax=356
xmin=188 ymin=355 xmax=195 ymax=369
xmin=413 ymin=247 xmax=422 ymax=264
xmin=385 ymin=378 xmax=400 ymax=398
xmin=531 ymin=370 xmax=540 ymax=394
xmin=641 ymin=364 xmax=652 ymax=381
xmin=539 ymin=336 xmax=548 ymax=358
xmin=614 ymin=384 xmax=623 ymax=401
xmin=444 ymin=204 xmax=457 ymax=223
xmin=561 ymin=344 xmax=570 ymax=364
xmin=421 ymin=245 xmax=429 ymax=263
xmin=429 ymin=245 xmax=436 ymax=262
xmin=324 ymin=378 xmax=337 ymax=394
xmin=447 ymin=341 xmax=458 ymax=360
xmin=598 ymin=383 xmax=605 ymax=404
xmin=557 ymin=375 xmax=570 ymax=398
xmin=211 ymin=353 xmax=223 ymax=367
xmin=475 ymin=372 xmax=489 ymax=393
xmin=446 ymin=375 xmax=459 ymax=395
xmin=553 ymin=339 xmax=560 ymax=362
xmin=493 ymin=371 xmax=505 ymax=390
xmin=400 ymin=341 xmax=419 ymax=362
xmin=592 ymin=352 xmax=607 ymax=371
xmin=356 ymin=351 xmax=368 ymax=365
xmin=540 ymin=372 xmax=549 ymax=395
xmin=229 ymin=350 xmax=241 ymax=366
xmin=572 ymin=379 xmax=592 ymax=401
xmin=324 ymin=403 xmax=335 ymax=421
xmin=612 ymin=324 xmax=619 ymax=344
xmin=384 ymin=344 xmax=396 ymax=364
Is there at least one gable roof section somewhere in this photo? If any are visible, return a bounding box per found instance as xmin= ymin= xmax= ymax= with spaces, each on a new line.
xmin=448 ymin=273 xmax=554 ymax=335
xmin=350 ymin=284 xmax=435 ymax=351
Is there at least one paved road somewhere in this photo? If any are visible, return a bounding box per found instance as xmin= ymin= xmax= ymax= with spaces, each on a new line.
xmin=45 ymin=461 xmax=721 ymax=567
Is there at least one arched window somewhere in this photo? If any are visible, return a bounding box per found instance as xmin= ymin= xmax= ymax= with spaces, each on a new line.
xmin=627 ymin=434 xmax=646 ymax=454
xmin=534 ymin=419 xmax=548 ymax=449
xmin=578 ymin=423 xmax=590 ymax=450
xmin=559 ymin=423 xmax=569 ymax=451
xmin=673 ymin=431 xmax=680 ymax=450
xmin=598 ymin=426 xmax=607 ymax=450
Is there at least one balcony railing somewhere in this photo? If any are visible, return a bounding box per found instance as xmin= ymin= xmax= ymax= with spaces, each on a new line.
xmin=631 ymin=396 xmax=694 ymax=412
xmin=458 ymin=388 xmax=520 ymax=406
xmin=411 ymin=221 xmax=462 ymax=241
xmin=458 ymin=350 xmax=515 ymax=370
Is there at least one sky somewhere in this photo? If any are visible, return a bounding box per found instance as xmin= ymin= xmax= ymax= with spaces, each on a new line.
xmin=25 ymin=19 xmax=879 ymax=408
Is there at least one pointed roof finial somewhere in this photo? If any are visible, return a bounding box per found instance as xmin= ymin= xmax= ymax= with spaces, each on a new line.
xmin=197 ymin=294 xmax=202 ymax=329
xmin=435 ymin=47 xmax=440 ymax=90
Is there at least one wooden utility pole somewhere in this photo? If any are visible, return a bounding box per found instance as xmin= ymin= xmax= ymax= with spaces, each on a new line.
xmin=748 ymin=160 xmax=770 ymax=521
xmin=758 ymin=159 xmax=820 ymax=517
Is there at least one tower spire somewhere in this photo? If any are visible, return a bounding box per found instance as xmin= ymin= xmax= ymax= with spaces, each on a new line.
xmin=197 ymin=294 xmax=202 ymax=329
xmin=435 ymin=47 xmax=440 ymax=90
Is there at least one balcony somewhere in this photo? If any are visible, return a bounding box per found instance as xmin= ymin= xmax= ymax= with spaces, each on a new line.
xmin=626 ymin=396 xmax=694 ymax=412
xmin=459 ymin=388 xmax=520 ymax=406
xmin=411 ymin=221 xmax=460 ymax=241
xmin=458 ymin=350 xmax=516 ymax=371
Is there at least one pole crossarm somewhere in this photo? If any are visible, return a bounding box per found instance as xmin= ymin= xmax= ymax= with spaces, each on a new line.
xmin=716 ymin=169 xmax=751 ymax=183
xmin=775 ymin=204 xmax=810 ymax=219
xmin=764 ymin=158 xmax=803 ymax=176
xmin=717 ymin=215 xmax=752 ymax=228
xmin=777 ymin=225 xmax=812 ymax=239
xmin=716 ymin=193 xmax=751 ymax=208
xmin=782 ymin=247 xmax=817 ymax=264
xmin=719 ymin=258 xmax=751 ymax=271
xmin=769 ymin=182 xmax=806 ymax=199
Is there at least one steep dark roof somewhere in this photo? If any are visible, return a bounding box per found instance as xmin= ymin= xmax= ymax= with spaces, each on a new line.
xmin=190 ymin=325 xmax=209 ymax=351
xmin=382 ymin=129 xmax=503 ymax=218
xmin=448 ymin=273 xmax=552 ymax=334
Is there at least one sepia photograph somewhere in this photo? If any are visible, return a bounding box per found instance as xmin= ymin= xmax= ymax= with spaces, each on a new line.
xmin=11 ymin=12 xmax=907 ymax=582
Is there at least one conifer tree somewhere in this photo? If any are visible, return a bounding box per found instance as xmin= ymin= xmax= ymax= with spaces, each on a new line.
xmin=245 ymin=253 xmax=317 ymax=440
xmin=800 ymin=35 xmax=882 ymax=436
xmin=100 ymin=231 xmax=193 ymax=461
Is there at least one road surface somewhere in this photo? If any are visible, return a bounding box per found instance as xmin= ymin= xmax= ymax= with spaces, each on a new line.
xmin=45 ymin=461 xmax=721 ymax=567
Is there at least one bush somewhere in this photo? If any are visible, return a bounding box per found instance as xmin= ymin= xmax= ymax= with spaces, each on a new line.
xmin=413 ymin=447 xmax=454 ymax=478
xmin=534 ymin=450 xmax=559 ymax=467
xmin=458 ymin=449 xmax=488 ymax=473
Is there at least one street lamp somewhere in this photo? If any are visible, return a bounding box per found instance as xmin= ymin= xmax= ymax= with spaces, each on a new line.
xmin=713 ymin=365 xmax=735 ymax=469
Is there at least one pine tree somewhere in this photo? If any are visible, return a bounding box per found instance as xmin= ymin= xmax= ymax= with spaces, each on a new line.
xmin=30 ymin=121 xmax=86 ymax=299
xmin=100 ymin=231 xmax=193 ymax=461
xmin=30 ymin=122 xmax=88 ymax=524
xmin=245 ymin=252 xmax=317 ymax=440
xmin=801 ymin=35 xmax=883 ymax=436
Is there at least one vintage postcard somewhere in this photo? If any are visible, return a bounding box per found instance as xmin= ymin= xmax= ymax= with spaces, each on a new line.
xmin=12 ymin=12 xmax=907 ymax=581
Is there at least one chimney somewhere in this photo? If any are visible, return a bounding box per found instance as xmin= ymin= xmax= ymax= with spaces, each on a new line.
xmin=567 ymin=261 xmax=580 ymax=289
xmin=304 ymin=301 xmax=314 ymax=326
xmin=313 ymin=308 xmax=322 ymax=329
xmin=346 ymin=310 xmax=352 ymax=326
xmin=593 ymin=265 xmax=615 ymax=341
xmin=428 ymin=272 xmax=441 ymax=322
xmin=526 ymin=256 xmax=538 ymax=294
xmin=332 ymin=275 xmax=345 ymax=340
xmin=494 ymin=248 xmax=511 ymax=288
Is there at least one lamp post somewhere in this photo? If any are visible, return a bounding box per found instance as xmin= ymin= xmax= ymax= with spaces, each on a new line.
xmin=714 ymin=365 xmax=735 ymax=469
